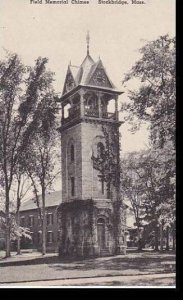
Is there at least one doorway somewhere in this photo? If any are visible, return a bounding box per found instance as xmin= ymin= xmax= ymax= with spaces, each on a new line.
xmin=97 ymin=218 xmax=106 ymax=250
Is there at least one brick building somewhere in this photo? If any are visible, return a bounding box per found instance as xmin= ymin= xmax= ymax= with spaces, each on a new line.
xmin=19 ymin=191 xmax=61 ymax=252
xmin=57 ymin=33 xmax=127 ymax=258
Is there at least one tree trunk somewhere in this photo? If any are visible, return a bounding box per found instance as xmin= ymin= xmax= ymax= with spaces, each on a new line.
xmin=5 ymin=216 xmax=11 ymax=258
xmin=5 ymin=185 xmax=11 ymax=258
xmin=42 ymin=186 xmax=46 ymax=255
xmin=137 ymin=227 xmax=143 ymax=251
xmin=16 ymin=210 xmax=21 ymax=255
xmin=160 ymin=221 xmax=164 ymax=252
xmin=154 ymin=225 xmax=159 ymax=251
xmin=166 ymin=226 xmax=169 ymax=251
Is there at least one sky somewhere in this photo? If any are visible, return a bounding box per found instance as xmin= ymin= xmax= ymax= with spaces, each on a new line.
xmin=0 ymin=0 xmax=175 ymax=195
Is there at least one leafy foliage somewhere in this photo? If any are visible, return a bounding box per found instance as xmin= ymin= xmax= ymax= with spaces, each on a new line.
xmin=21 ymin=70 xmax=60 ymax=255
xmin=91 ymin=125 xmax=120 ymax=198
xmin=0 ymin=52 xmax=59 ymax=256
xmin=122 ymin=35 xmax=175 ymax=150
xmin=0 ymin=214 xmax=31 ymax=241
xmin=121 ymin=35 xmax=176 ymax=250
xmin=121 ymin=148 xmax=175 ymax=249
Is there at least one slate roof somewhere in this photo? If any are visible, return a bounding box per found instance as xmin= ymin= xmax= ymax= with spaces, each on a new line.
xmin=78 ymin=55 xmax=96 ymax=85
xmin=69 ymin=65 xmax=80 ymax=84
xmin=20 ymin=191 xmax=61 ymax=212
xmin=62 ymin=54 xmax=118 ymax=97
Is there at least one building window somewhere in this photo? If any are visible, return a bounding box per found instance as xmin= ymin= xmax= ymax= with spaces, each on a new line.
xmin=47 ymin=231 xmax=53 ymax=244
xmin=20 ymin=216 xmax=25 ymax=227
xmin=71 ymin=177 xmax=75 ymax=196
xmin=98 ymin=173 xmax=105 ymax=194
xmin=47 ymin=213 xmax=53 ymax=226
xmin=101 ymin=179 xmax=105 ymax=195
xmin=71 ymin=144 xmax=75 ymax=162
xmin=28 ymin=215 xmax=34 ymax=227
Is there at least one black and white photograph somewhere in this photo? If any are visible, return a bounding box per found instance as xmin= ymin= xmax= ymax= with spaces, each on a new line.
xmin=0 ymin=0 xmax=175 ymax=288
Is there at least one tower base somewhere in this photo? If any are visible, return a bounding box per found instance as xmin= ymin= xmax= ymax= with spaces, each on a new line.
xmin=58 ymin=199 xmax=126 ymax=258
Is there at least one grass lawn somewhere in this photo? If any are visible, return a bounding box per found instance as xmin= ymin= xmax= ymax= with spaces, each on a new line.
xmin=0 ymin=250 xmax=175 ymax=285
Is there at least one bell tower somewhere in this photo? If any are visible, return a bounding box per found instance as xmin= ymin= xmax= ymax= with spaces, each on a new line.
xmin=58 ymin=33 xmax=126 ymax=257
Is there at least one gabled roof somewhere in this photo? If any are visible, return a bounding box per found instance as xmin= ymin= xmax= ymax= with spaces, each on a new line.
xmin=20 ymin=191 xmax=61 ymax=212
xmin=62 ymin=67 xmax=76 ymax=95
xmin=70 ymin=65 xmax=80 ymax=84
xmin=78 ymin=55 xmax=95 ymax=85
xmin=86 ymin=59 xmax=115 ymax=89
xmin=62 ymin=54 xmax=118 ymax=97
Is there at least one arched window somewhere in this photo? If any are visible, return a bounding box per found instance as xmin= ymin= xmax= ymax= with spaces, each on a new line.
xmin=71 ymin=177 xmax=75 ymax=197
xmin=64 ymin=103 xmax=71 ymax=119
xmin=84 ymin=92 xmax=99 ymax=117
xmin=108 ymin=98 xmax=115 ymax=114
xmin=101 ymin=98 xmax=108 ymax=116
xmin=97 ymin=142 xmax=105 ymax=159
xmin=97 ymin=218 xmax=105 ymax=225
xmin=71 ymin=144 xmax=75 ymax=162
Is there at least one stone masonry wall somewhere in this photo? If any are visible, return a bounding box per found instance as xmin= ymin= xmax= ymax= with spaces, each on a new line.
xmin=61 ymin=121 xmax=117 ymax=202
xmin=81 ymin=121 xmax=117 ymax=200
xmin=61 ymin=123 xmax=82 ymax=201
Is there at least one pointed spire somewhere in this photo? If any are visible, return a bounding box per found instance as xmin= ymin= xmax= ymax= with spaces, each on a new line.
xmin=86 ymin=30 xmax=90 ymax=56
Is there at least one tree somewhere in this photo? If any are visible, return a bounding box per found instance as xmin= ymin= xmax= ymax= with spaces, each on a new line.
xmin=121 ymin=35 xmax=176 ymax=251
xmin=0 ymin=53 xmax=26 ymax=257
xmin=121 ymin=148 xmax=175 ymax=251
xmin=121 ymin=152 xmax=146 ymax=250
xmin=23 ymin=92 xmax=60 ymax=256
xmin=14 ymin=170 xmax=32 ymax=254
xmin=0 ymin=53 xmax=55 ymax=257
xmin=122 ymin=34 xmax=175 ymax=150
xmin=0 ymin=212 xmax=32 ymax=250
xmin=152 ymin=144 xmax=175 ymax=251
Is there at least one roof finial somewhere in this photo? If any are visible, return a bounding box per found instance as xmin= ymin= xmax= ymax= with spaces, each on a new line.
xmin=86 ymin=30 xmax=90 ymax=56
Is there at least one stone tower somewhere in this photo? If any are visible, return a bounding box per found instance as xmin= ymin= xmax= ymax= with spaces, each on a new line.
xmin=58 ymin=33 xmax=126 ymax=258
